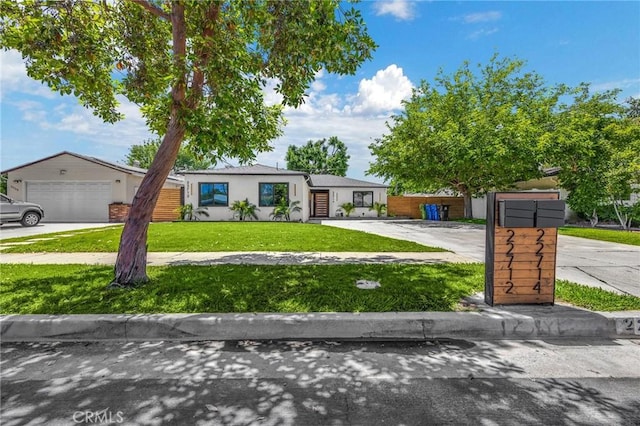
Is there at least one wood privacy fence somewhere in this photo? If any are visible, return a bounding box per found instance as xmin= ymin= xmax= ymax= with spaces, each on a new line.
xmin=152 ymin=187 xmax=182 ymax=222
xmin=387 ymin=196 xmax=464 ymax=219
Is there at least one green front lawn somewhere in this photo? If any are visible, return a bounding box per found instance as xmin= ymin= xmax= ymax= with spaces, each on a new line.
xmin=558 ymin=226 xmax=640 ymax=246
xmin=1 ymin=264 xmax=638 ymax=314
xmin=0 ymin=263 xmax=483 ymax=314
xmin=1 ymin=222 xmax=443 ymax=253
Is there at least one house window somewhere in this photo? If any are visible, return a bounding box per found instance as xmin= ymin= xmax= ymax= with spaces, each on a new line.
xmin=199 ymin=182 xmax=228 ymax=206
xmin=353 ymin=191 xmax=373 ymax=207
xmin=259 ymin=183 xmax=288 ymax=206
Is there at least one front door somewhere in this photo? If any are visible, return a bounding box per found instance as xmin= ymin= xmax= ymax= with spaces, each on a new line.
xmin=312 ymin=192 xmax=329 ymax=217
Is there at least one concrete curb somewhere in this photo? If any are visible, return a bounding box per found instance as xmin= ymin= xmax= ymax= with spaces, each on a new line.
xmin=2 ymin=310 xmax=639 ymax=342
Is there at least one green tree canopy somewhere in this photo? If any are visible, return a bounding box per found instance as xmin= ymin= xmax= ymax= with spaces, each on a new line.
xmin=368 ymin=54 xmax=565 ymax=217
xmin=126 ymin=139 xmax=213 ymax=171
xmin=541 ymin=85 xmax=640 ymax=228
xmin=0 ymin=0 xmax=375 ymax=286
xmin=285 ymin=136 xmax=349 ymax=176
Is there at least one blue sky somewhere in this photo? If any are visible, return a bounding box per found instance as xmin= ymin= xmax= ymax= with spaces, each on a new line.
xmin=1 ymin=0 xmax=639 ymax=182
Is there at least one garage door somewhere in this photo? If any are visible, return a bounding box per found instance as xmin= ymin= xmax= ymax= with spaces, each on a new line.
xmin=26 ymin=182 xmax=112 ymax=222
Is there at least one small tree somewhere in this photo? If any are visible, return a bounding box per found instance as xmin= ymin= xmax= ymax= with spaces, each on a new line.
xmin=230 ymin=199 xmax=260 ymax=221
xmin=176 ymin=203 xmax=209 ymax=221
xmin=270 ymin=200 xmax=302 ymax=221
xmin=340 ymin=202 xmax=356 ymax=217
xmin=369 ymin=202 xmax=387 ymax=217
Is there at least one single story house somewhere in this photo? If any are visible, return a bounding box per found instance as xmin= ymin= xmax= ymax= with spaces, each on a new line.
xmin=1 ymin=151 xmax=183 ymax=222
xmin=183 ymin=164 xmax=388 ymax=221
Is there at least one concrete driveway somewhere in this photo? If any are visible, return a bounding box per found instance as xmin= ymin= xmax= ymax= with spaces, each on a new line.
xmin=322 ymin=219 xmax=640 ymax=297
xmin=0 ymin=222 xmax=120 ymax=241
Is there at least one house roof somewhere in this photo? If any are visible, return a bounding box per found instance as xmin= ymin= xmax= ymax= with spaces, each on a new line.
xmin=309 ymin=174 xmax=388 ymax=188
xmin=184 ymin=164 xmax=308 ymax=176
xmin=1 ymin=151 xmax=183 ymax=183
xmin=184 ymin=165 xmax=387 ymax=188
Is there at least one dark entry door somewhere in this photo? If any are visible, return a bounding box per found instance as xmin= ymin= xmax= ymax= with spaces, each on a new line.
xmin=313 ymin=192 xmax=329 ymax=217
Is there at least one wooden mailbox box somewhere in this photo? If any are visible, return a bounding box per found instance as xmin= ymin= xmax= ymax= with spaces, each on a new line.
xmin=485 ymin=192 xmax=565 ymax=306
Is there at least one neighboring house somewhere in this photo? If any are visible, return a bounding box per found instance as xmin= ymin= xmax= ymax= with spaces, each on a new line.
xmin=1 ymin=151 xmax=183 ymax=222
xmin=183 ymin=164 xmax=388 ymax=221
xmin=471 ymin=168 xmax=570 ymax=220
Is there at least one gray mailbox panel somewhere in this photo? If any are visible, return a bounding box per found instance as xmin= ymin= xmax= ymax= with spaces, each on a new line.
xmin=536 ymin=200 xmax=565 ymax=228
xmin=499 ymin=200 xmax=536 ymax=227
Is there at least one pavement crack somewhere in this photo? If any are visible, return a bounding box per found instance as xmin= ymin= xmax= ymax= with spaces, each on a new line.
xmin=575 ymin=267 xmax=633 ymax=295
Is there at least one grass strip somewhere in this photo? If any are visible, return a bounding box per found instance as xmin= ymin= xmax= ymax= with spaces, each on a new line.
xmin=0 ymin=222 xmax=443 ymax=253
xmin=558 ymin=226 xmax=640 ymax=246
xmin=555 ymin=280 xmax=640 ymax=311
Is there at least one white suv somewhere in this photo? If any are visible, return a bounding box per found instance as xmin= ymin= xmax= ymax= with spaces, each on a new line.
xmin=0 ymin=193 xmax=45 ymax=226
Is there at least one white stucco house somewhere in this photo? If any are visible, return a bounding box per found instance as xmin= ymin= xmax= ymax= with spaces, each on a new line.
xmin=1 ymin=151 xmax=183 ymax=222
xmin=183 ymin=164 xmax=388 ymax=221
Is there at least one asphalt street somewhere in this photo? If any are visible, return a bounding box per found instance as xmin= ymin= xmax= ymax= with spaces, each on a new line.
xmin=2 ymin=339 xmax=639 ymax=425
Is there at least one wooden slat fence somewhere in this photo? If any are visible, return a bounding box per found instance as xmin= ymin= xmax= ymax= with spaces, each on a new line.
xmin=152 ymin=187 xmax=182 ymax=222
xmin=387 ymin=196 xmax=464 ymax=219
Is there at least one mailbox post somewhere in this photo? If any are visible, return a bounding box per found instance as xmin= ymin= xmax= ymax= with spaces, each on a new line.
xmin=485 ymin=192 xmax=565 ymax=306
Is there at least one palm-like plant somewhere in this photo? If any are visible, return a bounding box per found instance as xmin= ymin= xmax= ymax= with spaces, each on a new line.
xmin=340 ymin=202 xmax=356 ymax=217
xmin=230 ymin=198 xmax=260 ymax=221
xmin=175 ymin=203 xmax=210 ymax=221
xmin=369 ymin=202 xmax=387 ymax=217
xmin=270 ymin=199 xmax=302 ymax=221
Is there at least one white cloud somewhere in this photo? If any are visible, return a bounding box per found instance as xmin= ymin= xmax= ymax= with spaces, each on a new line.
xmin=462 ymin=11 xmax=502 ymax=24
xmin=255 ymin=65 xmax=414 ymax=181
xmin=2 ymin=57 xmax=411 ymax=182
xmin=590 ymin=78 xmax=640 ymax=93
xmin=373 ymin=0 xmax=417 ymax=21
xmin=349 ymin=65 xmax=413 ymax=115
xmin=467 ymin=27 xmax=499 ymax=40
xmin=0 ymin=50 xmax=57 ymax=99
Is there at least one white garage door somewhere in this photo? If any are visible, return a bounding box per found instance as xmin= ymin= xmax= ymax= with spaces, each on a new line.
xmin=26 ymin=182 xmax=112 ymax=222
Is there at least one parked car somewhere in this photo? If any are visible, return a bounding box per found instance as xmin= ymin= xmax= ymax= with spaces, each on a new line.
xmin=0 ymin=193 xmax=44 ymax=226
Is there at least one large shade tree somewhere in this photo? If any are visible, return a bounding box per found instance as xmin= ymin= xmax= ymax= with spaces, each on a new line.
xmin=0 ymin=0 xmax=375 ymax=286
xmin=542 ymin=86 xmax=640 ymax=228
xmin=285 ymin=136 xmax=349 ymax=176
xmin=368 ymin=54 xmax=565 ymax=217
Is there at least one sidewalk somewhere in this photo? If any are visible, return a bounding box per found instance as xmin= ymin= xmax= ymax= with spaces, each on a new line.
xmin=0 ymin=251 xmax=473 ymax=265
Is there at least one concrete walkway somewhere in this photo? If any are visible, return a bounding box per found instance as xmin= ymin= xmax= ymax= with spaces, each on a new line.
xmin=0 ymin=251 xmax=472 ymax=265
xmin=322 ymin=220 xmax=640 ymax=298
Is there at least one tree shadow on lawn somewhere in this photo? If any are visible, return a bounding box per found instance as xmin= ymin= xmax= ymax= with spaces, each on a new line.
xmin=164 ymin=252 xmax=458 ymax=266
xmin=1 ymin=339 xmax=638 ymax=425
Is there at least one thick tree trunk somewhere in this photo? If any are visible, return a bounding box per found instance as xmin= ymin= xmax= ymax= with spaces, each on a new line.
xmin=463 ymin=191 xmax=473 ymax=219
xmin=109 ymin=118 xmax=185 ymax=287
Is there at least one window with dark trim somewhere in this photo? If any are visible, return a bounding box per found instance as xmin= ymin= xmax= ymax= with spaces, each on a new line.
xmin=199 ymin=182 xmax=229 ymax=207
xmin=259 ymin=183 xmax=289 ymax=206
xmin=353 ymin=191 xmax=373 ymax=208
